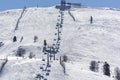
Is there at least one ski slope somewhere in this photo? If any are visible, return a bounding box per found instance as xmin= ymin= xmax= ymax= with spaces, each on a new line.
xmin=0 ymin=6 xmax=120 ymax=80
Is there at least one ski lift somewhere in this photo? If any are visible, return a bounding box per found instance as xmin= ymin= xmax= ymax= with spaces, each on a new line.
xmin=57 ymin=19 xmax=60 ymax=21
xmin=56 ymin=23 xmax=60 ymax=26
xmin=36 ymin=74 xmax=41 ymax=78
xmin=42 ymin=70 xmax=46 ymax=72
xmin=47 ymin=64 xmax=51 ymax=67
xmin=42 ymin=46 xmax=46 ymax=53
xmin=40 ymin=67 xmax=43 ymax=69
xmin=55 ymin=27 xmax=58 ymax=29
xmin=50 ymin=55 xmax=53 ymax=57
xmin=58 ymin=44 xmax=60 ymax=46
xmin=44 ymin=52 xmax=47 ymax=55
xmin=47 ymin=69 xmax=51 ymax=72
xmin=58 ymin=15 xmax=61 ymax=17
xmin=44 ymin=78 xmax=47 ymax=80
xmin=59 ymin=31 xmax=61 ymax=33
xmin=42 ymin=59 xmax=45 ymax=61
xmin=60 ymin=25 xmax=62 ymax=28
xmin=58 ymin=37 xmax=61 ymax=40
xmin=43 ymin=64 xmax=46 ymax=65
xmin=46 ymin=73 xmax=49 ymax=76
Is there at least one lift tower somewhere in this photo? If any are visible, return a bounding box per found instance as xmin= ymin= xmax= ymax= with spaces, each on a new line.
xmin=61 ymin=0 xmax=66 ymax=6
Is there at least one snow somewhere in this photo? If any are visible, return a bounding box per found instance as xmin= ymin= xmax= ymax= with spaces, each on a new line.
xmin=0 ymin=6 xmax=120 ymax=80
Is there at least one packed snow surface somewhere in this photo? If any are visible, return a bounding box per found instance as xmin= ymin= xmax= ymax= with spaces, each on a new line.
xmin=0 ymin=6 xmax=120 ymax=80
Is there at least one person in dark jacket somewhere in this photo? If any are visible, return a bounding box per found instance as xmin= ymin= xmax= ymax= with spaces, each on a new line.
xmin=103 ymin=62 xmax=110 ymax=76
xmin=13 ymin=36 xmax=17 ymax=42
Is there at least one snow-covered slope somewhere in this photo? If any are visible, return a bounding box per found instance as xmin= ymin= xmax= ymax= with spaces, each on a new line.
xmin=0 ymin=6 xmax=120 ymax=80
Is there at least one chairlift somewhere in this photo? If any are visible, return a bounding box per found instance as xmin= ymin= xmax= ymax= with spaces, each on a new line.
xmin=42 ymin=59 xmax=45 ymax=61
xmin=51 ymin=48 xmax=57 ymax=54
xmin=55 ymin=33 xmax=57 ymax=35
xmin=40 ymin=66 xmax=43 ymax=69
xmin=56 ymin=24 xmax=59 ymax=26
xmin=42 ymin=69 xmax=46 ymax=72
xmin=44 ymin=78 xmax=47 ymax=80
xmin=60 ymin=25 xmax=62 ymax=28
xmin=44 ymin=52 xmax=47 ymax=55
xmin=57 ymin=19 xmax=60 ymax=21
xmin=50 ymin=55 xmax=53 ymax=57
xmin=46 ymin=73 xmax=49 ymax=76
xmin=58 ymin=37 xmax=61 ymax=40
xmin=58 ymin=15 xmax=61 ymax=17
xmin=54 ymin=39 xmax=57 ymax=41
xmin=47 ymin=70 xmax=51 ymax=72
xmin=59 ymin=32 xmax=61 ymax=33
xmin=47 ymin=64 xmax=51 ymax=67
xmin=53 ymin=44 xmax=55 ymax=46
xmin=58 ymin=44 xmax=60 ymax=46
xmin=36 ymin=74 xmax=41 ymax=78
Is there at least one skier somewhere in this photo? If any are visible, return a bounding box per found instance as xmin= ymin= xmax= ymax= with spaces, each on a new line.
xmin=103 ymin=62 xmax=110 ymax=76
xmin=13 ymin=36 xmax=17 ymax=42
xmin=90 ymin=16 xmax=93 ymax=24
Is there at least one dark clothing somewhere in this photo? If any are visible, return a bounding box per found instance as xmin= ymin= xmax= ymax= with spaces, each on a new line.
xmin=103 ymin=62 xmax=110 ymax=76
xmin=13 ymin=36 xmax=17 ymax=42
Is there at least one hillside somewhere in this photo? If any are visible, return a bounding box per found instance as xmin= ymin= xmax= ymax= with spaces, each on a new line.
xmin=0 ymin=6 xmax=120 ymax=80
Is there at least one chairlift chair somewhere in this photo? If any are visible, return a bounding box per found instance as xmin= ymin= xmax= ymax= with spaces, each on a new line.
xmin=42 ymin=59 xmax=45 ymax=61
xmin=40 ymin=66 xmax=43 ymax=69
xmin=46 ymin=73 xmax=49 ymax=76
xmin=47 ymin=64 xmax=51 ymax=67
xmin=44 ymin=78 xmax=47 ymax=80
